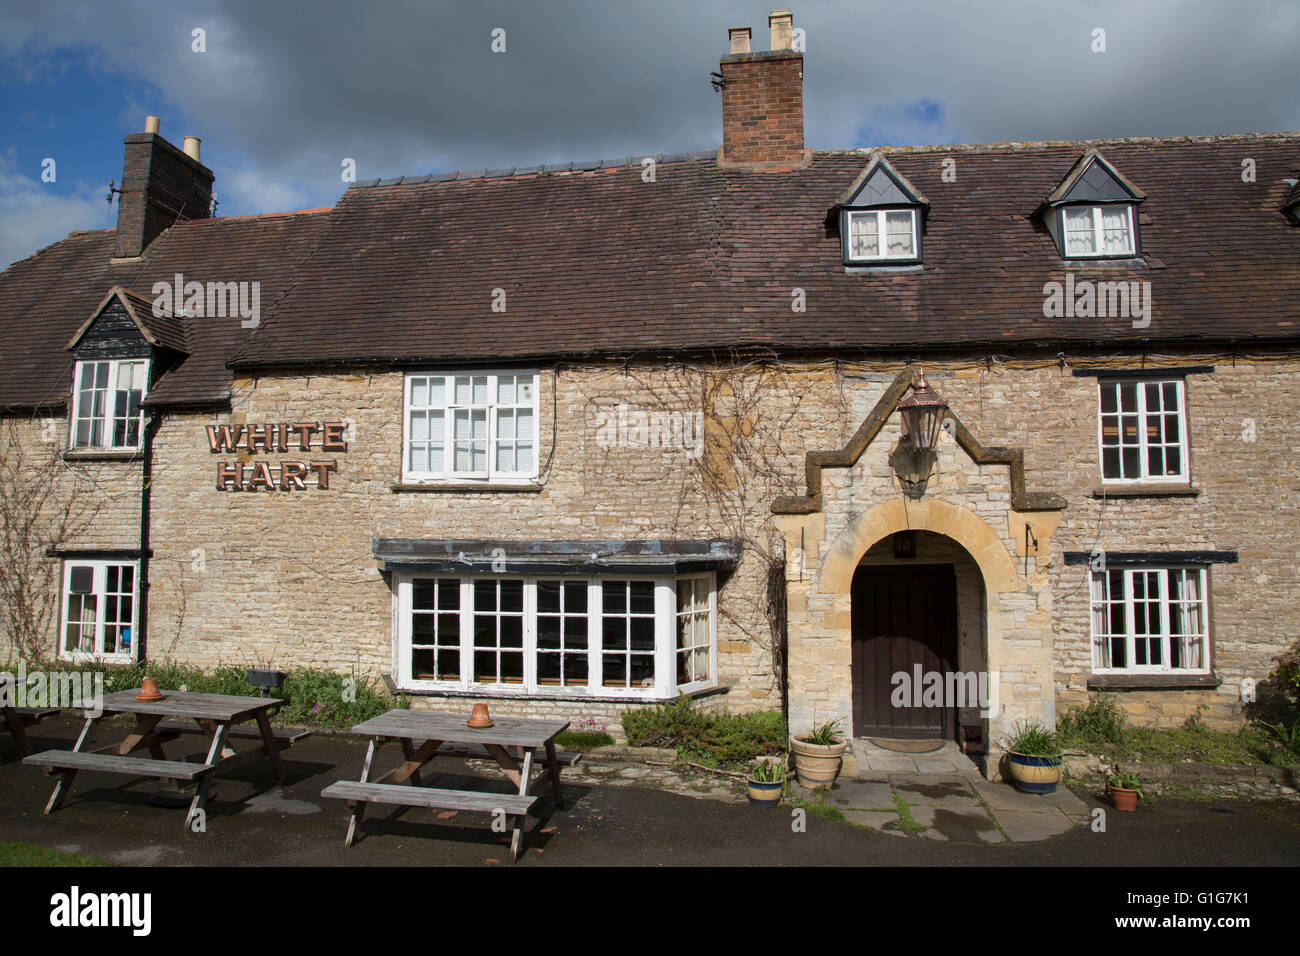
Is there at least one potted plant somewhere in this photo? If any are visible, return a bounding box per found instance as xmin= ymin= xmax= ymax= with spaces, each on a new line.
xmin=790 ymin=718 xmax=848 ymax=789
xmin=1003 ymin=719 xmax=1063 ymax=794
xmin=747 ymin=756 xmax=786 ymax=807
xmin=1106 ymin=769 xmax=1143 ymax=811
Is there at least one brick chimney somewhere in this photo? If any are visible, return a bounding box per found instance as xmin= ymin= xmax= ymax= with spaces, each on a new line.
xmin=719 ymin=9 xmax=806 ymax=167
xmin=113 ymin=116 xmax=214 ymax=259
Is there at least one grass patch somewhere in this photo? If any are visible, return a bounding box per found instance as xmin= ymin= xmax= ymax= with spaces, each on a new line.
xmin=892 ymin=794 xmax=926 ymax=834
xmin=556 ymin=730 xmax=615 ymax=751
xmin=622 ymin=697 xmax=786 ymax=770
xmin=0 ymin=841 xmax=109 ymax=867
xmin=1056 ymin=695 xmax=1298 ymax=768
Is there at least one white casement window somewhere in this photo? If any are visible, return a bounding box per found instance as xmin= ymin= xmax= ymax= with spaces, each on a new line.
xmin=1090 ymin=566 xmax=1209 ymax=674
xmin=70 ymin=359 xmax=148 ymax=450
xmin=1062 ymin=204 xmax=1135 ymax=257
xmin=846 ymin=209 xmax=918 ymax=262
xmin=395 ymin=574 xmax=716 ymax=698
xmin=1097 ymin=379 xmax=1188 ymax=483
xmin=404 ymin=371 xmax=538 ymax=482
xmin=61 ymin=560 xmax=138 ymax=661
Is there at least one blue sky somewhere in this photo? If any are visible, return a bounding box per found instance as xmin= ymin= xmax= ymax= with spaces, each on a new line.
xmin=2 ymin=0 xmax=1298 ymax=269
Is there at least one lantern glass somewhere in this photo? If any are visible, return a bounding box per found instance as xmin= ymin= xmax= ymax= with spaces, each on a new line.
xmin=898 ymin=371 xmax=948 ymax=452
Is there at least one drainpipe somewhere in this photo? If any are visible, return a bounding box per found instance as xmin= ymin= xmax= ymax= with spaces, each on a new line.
xmin=137 ymin=408 xmax=162 ymax=663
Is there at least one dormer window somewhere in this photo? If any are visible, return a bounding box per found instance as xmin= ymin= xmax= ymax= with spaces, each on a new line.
xmin=833 ymin=152 xmax=928 ymax=266
xmin=1062 ymin=204 xmax=1136 ymax=258
xmin=846 ymin=209 xmax=918 ymax=262
xmin=72 ymin=359 xmax=148 ymax=450
xmin=1040 ymin=149 xmax=1145 ymax=261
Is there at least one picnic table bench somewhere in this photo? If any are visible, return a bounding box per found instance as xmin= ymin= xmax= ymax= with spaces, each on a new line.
xmin=1 ymin=675 xmax=60 ymax=758
xmin=322 ymin=710 xmax=571 ymax=861
xmin=24 ymin=689 xmax=310 ymax=831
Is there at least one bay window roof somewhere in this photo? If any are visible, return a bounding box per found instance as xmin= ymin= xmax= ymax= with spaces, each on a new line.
xmin=372 ymin=538 xmax=743 ymax=575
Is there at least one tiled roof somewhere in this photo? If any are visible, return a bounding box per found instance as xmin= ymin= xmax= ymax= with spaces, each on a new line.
xmin=232 ymin=134 xmax=1300 ymax=371
xmin=1 ymin=133 xmax=1298 ymax=410
xmin=0 ymin=208 xmax=332 ymax=409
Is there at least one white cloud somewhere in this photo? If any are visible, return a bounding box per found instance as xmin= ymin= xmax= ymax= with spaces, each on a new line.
xmin=0 ymin=149 xmax=107 ymax=270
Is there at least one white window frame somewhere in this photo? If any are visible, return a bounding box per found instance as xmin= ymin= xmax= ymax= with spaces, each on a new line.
xmin=1097 ymin=378 xmax=1189 ymax=484
xmin=402 ymin=370 xmax=539 ymax=484
xmin=69 ymin=358 xmax=149 ymax=451
xmin=844 ymin=208 xmax=919 ymax=263
xmin=393 ymin=573 xmax=716 ymax=699
xmin=1089 ymin=566 xmax=1210 ymax=676
xmin=59 ymin=559 xmax=139 ymax=663
xmin=1060 ymin=204 xmax=1136 ymax=258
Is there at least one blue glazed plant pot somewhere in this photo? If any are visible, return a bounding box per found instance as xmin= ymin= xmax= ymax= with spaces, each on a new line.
xmin=746 ymin=779 xmax=784 ymax=807
xmin=1006 ymin=752 xmax=1063 ymax=793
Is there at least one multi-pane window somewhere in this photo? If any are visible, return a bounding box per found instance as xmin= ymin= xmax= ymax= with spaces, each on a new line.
xmin=403 ymin=371 xmax=537 ymax=482
xmin=71 ymin=359 xmax=148 ymax=450
xmin=537 ymin=580 xmax=590 ymax=687
xmin=846 ymin=209 xmax=918 ymax=262
xmin=676 ymin=576 xmax=712 ymax=686
xmin=1062 ymin=205 xmax=1135 ymax=257
xmin=472 ymin=579 xmax=525 ymax=684
xmin=61 ymin=561 xmax=137 ymax=659
xmin=410 ymin=578 xmax=461 ymax=681
xmin=396 ymin=574 xmax=714 ymax=697
xmin=601 ymin=580 xmax=657 ymax=690
xmin=1098 ymin=379 xmax=1188 ymax=482
xmin=1090 ymin=566 xmax=1208 ymax=673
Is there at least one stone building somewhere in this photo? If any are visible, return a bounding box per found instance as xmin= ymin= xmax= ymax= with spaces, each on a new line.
xmin=2 ymin=10 xmax=1297 ymax=763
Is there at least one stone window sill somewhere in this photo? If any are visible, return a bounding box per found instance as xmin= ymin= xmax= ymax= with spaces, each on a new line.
xmin=1087 ymin=674 xmax=1221 ymax=691
xmin=63 ymin=448 xmax=142 ymax=463
xmin=391 ymin=482 xmax=544 ymax=494
xmin=1092 ymin=483 xmax=1199 ymax=499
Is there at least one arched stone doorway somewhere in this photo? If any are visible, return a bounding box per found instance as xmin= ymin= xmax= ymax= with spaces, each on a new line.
xmin=851 ymin=531 xmax=986 ymax=743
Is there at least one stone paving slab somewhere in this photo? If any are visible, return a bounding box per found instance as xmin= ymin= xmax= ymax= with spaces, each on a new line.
xmin=995 ymin=809 xmax=1075 ymax=843
xmin=971 ymin=777 xmax=1063 ymax=813
xmin=910 ymin=805 xmax=1006 ymax=843
xmin=889 ymin=774 xmax=979 ymax=808
xmin=842 ymin=809 xmax=907 ymax=836
xmin=1048 ymin=786 xmax=1092 ymax=822
xmin=829 ymin=780 xmax=895 ymax=810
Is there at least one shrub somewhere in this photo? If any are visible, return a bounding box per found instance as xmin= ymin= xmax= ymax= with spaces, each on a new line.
xmin=622 ymin=697 xmax=786 ymax=769
xmin=1057 ymin=694 xmax=1128 ymax=748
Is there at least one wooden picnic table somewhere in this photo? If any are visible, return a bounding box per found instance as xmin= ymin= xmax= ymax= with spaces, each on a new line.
xmin=0 ymin=674 xmax=59 ymax=758
xmin=322 ymin=709 xmax=572 ymax=861
xmin=23 ymin=688 xmax=309 ymax=831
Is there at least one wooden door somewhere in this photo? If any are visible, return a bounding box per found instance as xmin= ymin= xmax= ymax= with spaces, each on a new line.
xmin=851 ymin=565 xmax=958 ymax=740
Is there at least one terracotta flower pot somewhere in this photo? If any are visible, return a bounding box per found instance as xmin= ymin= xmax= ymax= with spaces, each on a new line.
xmin=1108 ymin=784 xmax=1139 ymax=811
xmin=136 ymin=677 xmax=163 ymax=702
xmin=790 ymin=735 xmax=848 ymax=788
xmin=467 ymin=703 xmax=493 ymax=728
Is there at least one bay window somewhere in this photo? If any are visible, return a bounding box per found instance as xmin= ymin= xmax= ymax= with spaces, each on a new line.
xmin=1090 ymin=566 xmax=1209 ymax=674
xmin=70 ymin=359 xmax=148 ymax=450
xmin=404 ymin=371 xmax=538 ymax=482
xmin=61 ymin=560 xmax=137 ymax=660
xmin=395 ymin=573 xmax=716 ymax=697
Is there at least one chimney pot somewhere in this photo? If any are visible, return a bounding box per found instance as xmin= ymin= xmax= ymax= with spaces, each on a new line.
xmin=144 ymin=115 xmax=160 ymax=134
xmin=769 ymin=8 xmax=793 ymax=50
xmin=729 ymin=27 xmax=751 ymax=54
xmin=183 ymin=136 xmax=201 ymax=161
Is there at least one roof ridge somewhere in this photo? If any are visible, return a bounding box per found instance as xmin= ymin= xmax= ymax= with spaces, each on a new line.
xmin=348 ymin=151 xmax=718 ymax=189
xmin=820 ymin=131 xmax=1300 ymax=156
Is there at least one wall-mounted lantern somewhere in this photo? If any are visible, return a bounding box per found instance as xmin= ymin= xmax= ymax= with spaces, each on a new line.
xmin=891 ymin=368 xmax=950 ymax=498
xmin=897 ymin=369 xmax=948 ymax=451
